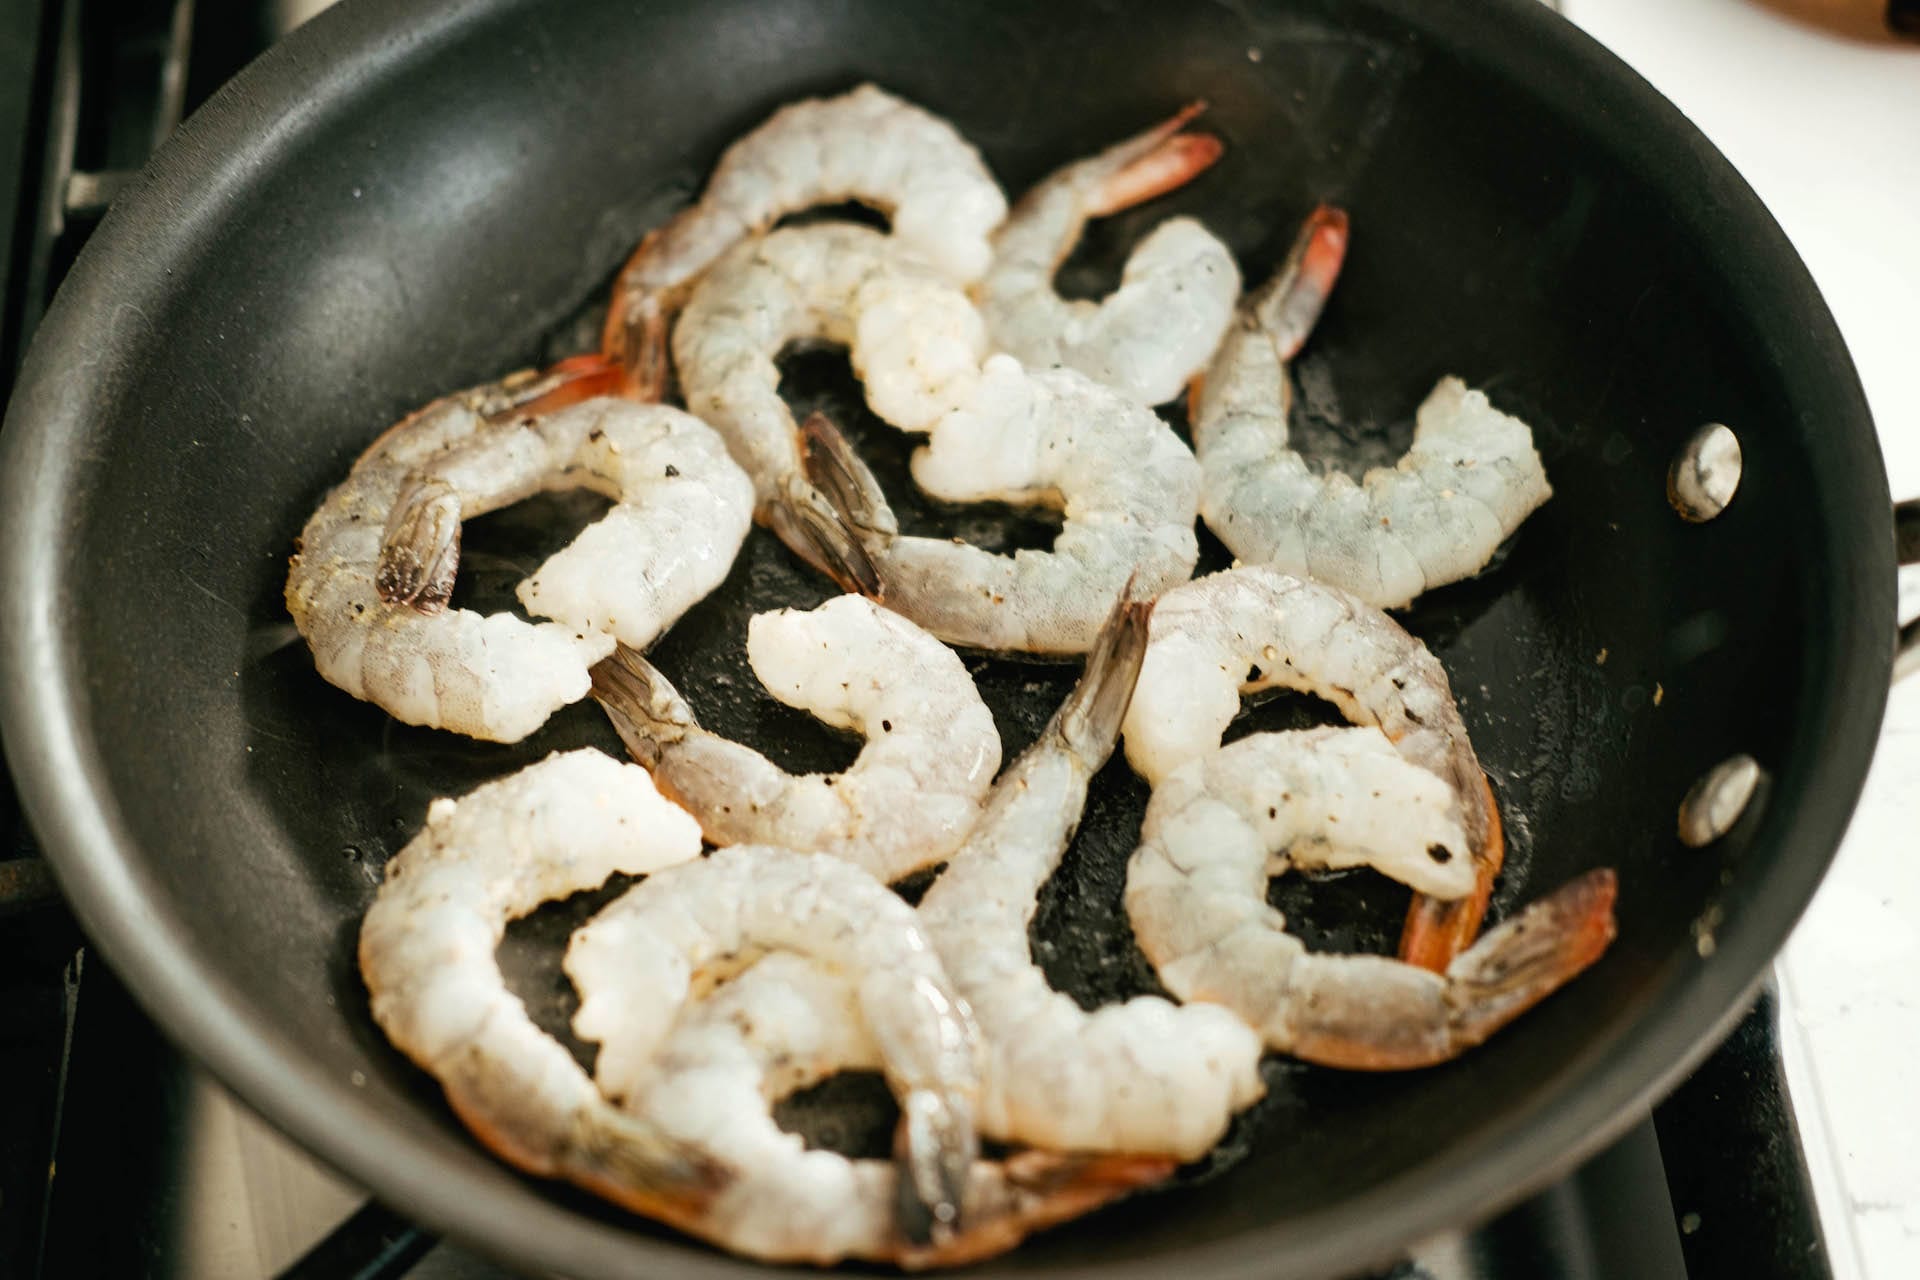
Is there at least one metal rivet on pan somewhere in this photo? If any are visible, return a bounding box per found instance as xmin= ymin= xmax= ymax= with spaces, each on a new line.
xmin=1668 ymin=424 xmax=1742 ymax=522
xmin=1678 ymin=754 xmax=1764 ymax=847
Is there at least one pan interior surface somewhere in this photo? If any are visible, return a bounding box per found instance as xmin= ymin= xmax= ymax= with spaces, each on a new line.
xmin=0 ymin=0 xmax=1892 ymax=1277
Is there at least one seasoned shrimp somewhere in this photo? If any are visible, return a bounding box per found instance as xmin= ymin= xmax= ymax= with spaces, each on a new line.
xmin=605 ymin=83 xmax=1007 ymax=400
xmin=1121 ymin=566 xmax=1503 ymax=971
xmin=357 ymin=749 xmax=727 ymax=1219
xmin=980 ymin=104 xmax=1240 ymax=407
xmin=1193 ymin=205 xmax=1553 ymax=608
xmin=590 ymin=594 xmax=1001 ymax=883
xmin=566 ymin=845 xmax=980 ymax=1248
xmin=805 ymin=367 xmax=1203 ymax=654
xmin=287 ymin=359 xmax=753 ymax=741
xmin=672 ymin=223 xmax=988 ymax=586
xmin=916 ymin=593 xmax=1267 ymax=1158
xmin=1126 ymin=730 xmax=1617 ymax=1066
xmin=624 ymin=950 xmax=1172 ymax=1266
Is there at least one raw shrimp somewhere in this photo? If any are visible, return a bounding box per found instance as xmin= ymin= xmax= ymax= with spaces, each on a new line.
xmin=622 ymin=950 xmax=1173 ymax=1266
xmin=1193 ymin=205 xmax=1553 ymax=608
xmin=1126 ymin=729 xmax=1617 ymax=1066
xmin=804 ymin=366 xmax=1203 ymax=654
xmin=980 ymin=103 xmax=1240 ymax=407
xmin=286 ymin=358 xmax=753 ymax=741
xmin=590 ymin=594 xmax=1001 ymax=883
xmin=916 ymin=593 xmax=1267 ymax=1158
xmin=565 ymin=844 xmax=979 ymax=1248
xmin=604 ymin=83 xmax=1007 ymax=400
xmin=672 ymin=223 xmax=988 ymax=587
xmin=1120 ymin=566 xmax=1503 ymax=971
xmin=356 ymin=749 xmax=728 ymax=1220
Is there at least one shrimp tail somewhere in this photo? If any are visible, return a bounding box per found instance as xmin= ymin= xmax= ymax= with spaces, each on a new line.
xmin=1052 ymin=586 xmax=1154 ymax=764
xmin=1400 ymin=772 xmax=1506 ymax=971
xmin=590 ymin=643 xmax=698 ymax=768
xmin=799 ymin=411 xmax=898 ymax=537
xmin=565 ymin=1105 xmax=736 ymax=1224
xmin=1083 ymin=101 xmax=1224 ymax=219
xmin=789 ymin=408 xmax=902 ymax=596
xmin=1441 ymin=866 xmax=1618 ymax=1039
xmin=768 ymin=477 xmax=885 ymax=599
xmin=1285 ymin=868 xmax=1618 ymax=1071
xmin=893 ymin=1088 xmax=980 ymax=1248
xmin=601 ymin=228 xmax=677 ymax=403
xmin=900 ymin=1150 xmax=1176 ymax=1270
xmin=1247 ymin=203 xmax=1350 ymax=360
xmin=375 ymin=477 xmax=462 ymax=611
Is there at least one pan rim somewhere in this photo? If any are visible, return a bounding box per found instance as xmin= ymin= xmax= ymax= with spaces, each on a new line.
xmin=0 ymin=0 xmax=1895 ymax=1275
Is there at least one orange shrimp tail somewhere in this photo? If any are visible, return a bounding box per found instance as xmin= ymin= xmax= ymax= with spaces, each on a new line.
xmin=1398 ymin=770 xmax=1505 ymax=972
xmin=601 ymin=229 xmax=674 ymax=402
xmin=1256 ymin=203 xmax=1350 ymax=360
xmin=506 ymin=352 xmax=630 ymax=417
xmin=900 ymin=1152 xmax=1176 ymax=1271
xmin=1080 ymin=100 xmax=1222 ymax=219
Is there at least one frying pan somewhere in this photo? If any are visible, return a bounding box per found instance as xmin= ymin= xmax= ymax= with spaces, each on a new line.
xmin=1 ymin=0 xmax=1912 ymax=1276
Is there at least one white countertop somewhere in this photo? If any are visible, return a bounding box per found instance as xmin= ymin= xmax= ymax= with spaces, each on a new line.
xmin=1562 ymin=2 xmax=1920 ymax=1276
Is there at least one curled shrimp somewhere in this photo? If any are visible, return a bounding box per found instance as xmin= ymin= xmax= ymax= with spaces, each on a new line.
xmin=1193 ymin=205 xmax=1553 ymax=608
xmin=1120 ymin=566 xmax=1504 ymax=971
xmin=589 ymin=593 xmax=1002 ymax=884
xmin=672 ymin=223 xmax=988 ymax=589
xmin=627 ymin=950 xmax=1173 ymax=1267
xmin=286 ymin=358 xmax=753 ymax=741
xmin=980 ymin=103 xmax=1241 ymax=407
xmin=805 ymin=366 xmax=1203 ymax=654
xmin=605 ymin=84 xmax=1007 ymax=400
xmin=916 ymin=592 xmax=1267 ymax=1159
xmin=565 ymin=845 xmax=982 ymax=1251
xmin=1127 ymin=728 xmax=1617 ymax=1067
xmin=356 ymin=749 xmax=729 ymax=1220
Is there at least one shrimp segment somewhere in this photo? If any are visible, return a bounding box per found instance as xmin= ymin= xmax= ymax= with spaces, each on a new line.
xmin=917 ymin=593 xmax=1267 ymax=1158
xmin=292 ymin=360 xmax=752 ymax=742
xmin=566 ymin=845 xmax=982 ymax=1246
xmin=981 ymin=103 xmax=1240 ymax=407
xmin=805 ymin=367 xmax=1203 ymax=653
xmin=380 ymin=394 xmax=751 ymax=632
xmin=1193 ymin=205 xmax=1553 ymax=610
xmin=357 ymin=750 xmax=725 ymax=1217
xmin=605 ymin=84 xmax=1007 ymax=399
xmin=631 ymin=952 xmax=1171 ymax=1266
xmin=672 ymin=223 xmax=987 ymax=582
xmin=1121 ymin=567 xmax=1503 ymax=970
xmin=1129 ymin=726 xmax=1618 ymax=1068
xmin=590 ymin=594 xmax=1002 ymax=883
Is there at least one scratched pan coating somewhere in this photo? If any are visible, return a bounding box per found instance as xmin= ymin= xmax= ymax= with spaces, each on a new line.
xmin=0 ymin=0 xmax=1894 ymax=1277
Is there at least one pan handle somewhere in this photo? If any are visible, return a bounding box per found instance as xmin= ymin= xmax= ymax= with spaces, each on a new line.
xmin=1897 ymin=498 xmax=1920 ymax=684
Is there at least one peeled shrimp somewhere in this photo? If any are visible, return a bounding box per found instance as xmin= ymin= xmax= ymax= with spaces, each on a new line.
xmin=1121 ymin=566 xmax=1503 ymax=970
xmin=605 ymin=83 xmax=1007 ymax=399
xmin=980 ymin=104 xmax=1240 ymax=407
xmin=672 ymin=223 xmax=987 ymax=587
xmin=566 ymin=845 xmax=981 ymax=1250
xmin=1193 ymin=206 xmax=1552 ymax=608
xmin=915 ymin=593 xmax=1266 ymax=1159
xmin=357 ymin=749 xmax=727 ymax=1220
xmin=624 ymin=950 xmax=1171 ymax=1267
xmin=287 ymin=360 xmax=753 ymax=741
xmin=590 ymin=594 xmax=1001 ymax=884
xmin=1126 ymin=728 xmax=1617 ymax=1067
xmin=806 ymin=366 xmax=1203 ymax=654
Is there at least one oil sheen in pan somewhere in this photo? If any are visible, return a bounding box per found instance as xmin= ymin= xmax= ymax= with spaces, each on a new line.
xmin=455 ymin=324 xmax=1562 ymax=1188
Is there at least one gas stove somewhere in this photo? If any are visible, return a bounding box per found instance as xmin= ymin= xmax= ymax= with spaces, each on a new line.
xmin=3 ymin=1 xmax=1912 ymax=1277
